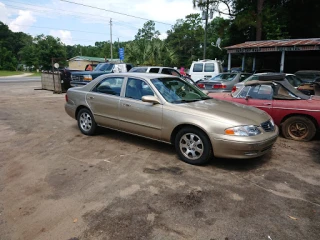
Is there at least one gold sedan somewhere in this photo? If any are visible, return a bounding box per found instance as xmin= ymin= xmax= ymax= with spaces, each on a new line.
xmin=65 ymin=73 xmax=278 ymax=165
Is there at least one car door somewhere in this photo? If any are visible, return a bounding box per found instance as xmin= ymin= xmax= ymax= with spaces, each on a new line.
xmin=233 ymin=85 xmax=274 ymax=116
xmin=86 ymin=76 xmax=125 ymax=129
xmin=119 ymin=77 xmax=163 ymax=139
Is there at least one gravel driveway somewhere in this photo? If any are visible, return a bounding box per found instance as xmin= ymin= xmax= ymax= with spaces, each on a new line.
xmin=0 ymin=81 xmax=319 ymax=240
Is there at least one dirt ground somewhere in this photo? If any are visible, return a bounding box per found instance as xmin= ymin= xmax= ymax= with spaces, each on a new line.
xmin=0 ymin=81 xmax=320 ymax=240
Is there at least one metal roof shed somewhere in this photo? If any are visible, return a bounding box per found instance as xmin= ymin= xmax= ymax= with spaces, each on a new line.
xmin=225 ymin=38 xmax=320 ymax=72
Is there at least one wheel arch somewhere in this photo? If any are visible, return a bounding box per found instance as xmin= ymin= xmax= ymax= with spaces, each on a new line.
xmin=280 ymin=113 xmax=319 ymax=130
xmin=170 ymin=123 xmax=212 ymax=145
xmin=75 ymin=105 xmax=92 ymax=119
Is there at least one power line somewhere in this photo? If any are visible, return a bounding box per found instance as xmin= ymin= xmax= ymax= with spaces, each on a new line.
xmin=8 ymin=23 xmax=127 ymax=39
xmin=3 ymin=0 xmax=142 ymax=30
xmin=60 ymin=0 xmax=173 ymax=26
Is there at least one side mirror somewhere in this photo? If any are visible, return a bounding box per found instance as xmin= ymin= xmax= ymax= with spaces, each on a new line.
xmin=245 ymin=95 xmax=251 ymax=100
xmin=141 ymin=95 xmax=161 ymax=104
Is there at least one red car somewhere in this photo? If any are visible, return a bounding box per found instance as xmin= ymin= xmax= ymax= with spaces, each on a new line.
xmin=208 ymin=74 xmax=320 ymax=141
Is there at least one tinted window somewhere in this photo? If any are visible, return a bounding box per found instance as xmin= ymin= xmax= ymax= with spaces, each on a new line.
xmin=94 ymin=63 xmax=114 ymax=72
xmin=193 ymin=63 xmax=203 ymax=72
xmin=204 ymin=63 xmax=214 ymax=72
xmin=286 ymin=75 xmax=302 ymax=87
xmin=240 ymin=74 xmax=252 ymax=82
xmin=248 ymin=85 xmax=273 ymax=100
xmin=149 ymin=68 xmax=159 ymax=73
xmin=93 ymin=77 xmax=124 ymax=96
xmin=125 ymin=78 xmax=154 ymax=100
xmin=129 ymin=67 xmax=148 ymax=73
xmin=210 ymin=73 xmax=236 ymax=81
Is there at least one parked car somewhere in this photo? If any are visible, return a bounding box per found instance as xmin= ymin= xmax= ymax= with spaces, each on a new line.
xmin=189 ymin=59 xmax=224 ymax=81
xmin=196 ymin=73 xmax=252 ymax=93
xmin=129 ymin=66 xmax=196 ymax=85
xmin=294 ymin=70 xmax=320 ymax=82
xmin=208 ymin=73 xmax=320 ymax=141
xmin=232 ymin=73 xmax=314 ymax=95
xmin=70 ymin=63 xmax=133 ymax=87
xmin=65 ymin=73 xmax=278 ymax=165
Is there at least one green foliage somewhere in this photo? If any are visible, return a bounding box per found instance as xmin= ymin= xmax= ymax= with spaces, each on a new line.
xmin=135 ymin=20 xmax=160 ymax=41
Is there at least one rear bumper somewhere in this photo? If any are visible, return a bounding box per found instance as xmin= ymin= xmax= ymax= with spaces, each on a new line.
xmin=211 ymin=127 xmax=279 ymax=159
xmin=65 ymin=103 xmax=76 ymax=119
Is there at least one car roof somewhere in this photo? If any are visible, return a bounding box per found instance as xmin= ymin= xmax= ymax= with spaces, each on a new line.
xmin=251 ymin=73 xmax=286 ymax=81
xmin=132 ymin=66 xmax=171 ymax=69
xmin=295 ymin=70 xmax=320 ymax=73
xmin=108 ymin=72 xmax=179 ymax=79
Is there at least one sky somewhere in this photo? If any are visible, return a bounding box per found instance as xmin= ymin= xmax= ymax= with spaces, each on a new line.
xmin=0 ymin=0 xmax=209 ymax=46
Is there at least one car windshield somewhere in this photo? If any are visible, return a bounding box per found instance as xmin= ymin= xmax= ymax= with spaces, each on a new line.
xmin=151 ymin=77 xmax=210 ymax=103
xmin=209 ymin=73 xmax=237 ymax=81
xmin=94 ymin=63 xmax=114 ymax=72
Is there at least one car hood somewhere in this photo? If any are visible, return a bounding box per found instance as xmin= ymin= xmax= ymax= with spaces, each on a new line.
xmin=171 ymin=98 xmax=270 ymax=126
xmin=71 ymin=71 xmax=111 ymax=76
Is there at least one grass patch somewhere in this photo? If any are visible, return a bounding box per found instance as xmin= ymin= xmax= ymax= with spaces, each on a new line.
xmin=0 ymin=71 xmax=23 ymax=76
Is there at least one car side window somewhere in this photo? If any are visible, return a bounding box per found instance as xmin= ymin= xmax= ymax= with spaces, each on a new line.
xmin=93 ymin=77 xmax=124 ymax=96
xmin=193 ymin=63 xmax=203 ymax=72
xmin=149 ymin=68 xmax=159 ymax=73
xmin=237 ymin=86 xmax=250 ymax=98
xmin=248 ymin=85 xmax=273 ymax=100
xmin=125 ymin=78 xmax=154 ymax=101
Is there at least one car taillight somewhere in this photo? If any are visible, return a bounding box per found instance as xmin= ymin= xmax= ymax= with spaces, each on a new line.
xmin=213 ymin=84 xmax=226 ymax=89
xmin=231 ymin=86 xmax=237 ymax=93
xmin=197 ymin=83 xmax=205 ymax=89
xmin=65 ymin=94 xmax=68 ymax=102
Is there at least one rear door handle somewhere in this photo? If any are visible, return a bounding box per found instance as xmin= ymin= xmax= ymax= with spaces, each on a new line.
xmin=263 ymin=102 xmax=271 ymax=105
xmin=88 ymin=96 xmax=94 ymax=99
xmin=122 ymin=103 xmax=131 ymax=107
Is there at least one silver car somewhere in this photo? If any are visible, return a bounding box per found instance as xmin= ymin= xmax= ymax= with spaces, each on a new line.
xmin=196 ymin=73 xmax=252 ymax=93
xmin=65 ymin=73 xmax=278 ymax=165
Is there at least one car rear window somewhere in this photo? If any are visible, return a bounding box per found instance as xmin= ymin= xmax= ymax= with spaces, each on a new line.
xmin=129 ymin=67 xmax=148 ymax=73
xmin=204 ymin=63 xmax=214 ymax=72
xmin=193 ymin=63 xmax=203 ymax=72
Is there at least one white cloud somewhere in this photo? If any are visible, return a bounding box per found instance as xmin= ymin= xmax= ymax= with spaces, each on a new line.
xmin=0 ymin=2 xmax=9 ymax=23
xmin=159 ymin=32 xmax=168 ymax=40
xmin=49 ymin=30 xmax=73 ymax=45
xmin=9 ymin=10 xmax=36 ymax=32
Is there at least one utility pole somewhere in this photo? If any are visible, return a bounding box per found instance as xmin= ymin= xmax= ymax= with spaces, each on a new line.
xmin=110 ymin=18 xmax=113 ymax=61
xmin=203 ymin=0 xmax=209 ymax=59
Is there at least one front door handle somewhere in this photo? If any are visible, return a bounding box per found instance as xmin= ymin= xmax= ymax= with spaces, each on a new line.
xmin=263 ymin=102 xmax=271 ymax=105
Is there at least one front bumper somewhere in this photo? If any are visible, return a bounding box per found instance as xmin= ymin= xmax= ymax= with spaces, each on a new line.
xmin=211 ymin=127 xmax=279 ymax=159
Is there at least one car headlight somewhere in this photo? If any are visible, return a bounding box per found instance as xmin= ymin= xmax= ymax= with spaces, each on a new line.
xmin=83 ymin=75 xmax=92 ymax=81
xmin=225 ymin=125 xmax=261 ymax=136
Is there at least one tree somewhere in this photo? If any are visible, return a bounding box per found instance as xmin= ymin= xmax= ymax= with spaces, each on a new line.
xmin=135 ymin=21 xmax=160 ymax=41
xmin=33 ymin=35 xmax=67 ymax=70
xmin=166 ymin=14 xmax=204 ymax=67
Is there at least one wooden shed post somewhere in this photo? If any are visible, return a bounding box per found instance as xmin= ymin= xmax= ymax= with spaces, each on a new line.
xmin=252 ymin=56 xmax=256 ymax=73
xmin=241 ymin=54 xmax=246 ymax=71
xmin=280 ymin=50 xmax=285 ymax=73
xmin=228 ymin=53 xmax=231 ymax=72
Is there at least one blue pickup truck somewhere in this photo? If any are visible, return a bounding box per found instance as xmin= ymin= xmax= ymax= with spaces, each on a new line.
xmin=70 ymin=62 xmax=133 ymax=87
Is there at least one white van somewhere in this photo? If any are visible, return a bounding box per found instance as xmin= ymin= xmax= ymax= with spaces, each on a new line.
xmin=189 ymin=59 xmax=223 ymax=81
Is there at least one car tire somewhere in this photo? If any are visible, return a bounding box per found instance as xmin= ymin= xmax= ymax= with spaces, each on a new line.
xmin=282 ymin=116 xmax=316 ymax=141
xmin=175 ymin=127 xmax=213 ymax=165
xmin=77 ymin=108 xmax=97 ymax=136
